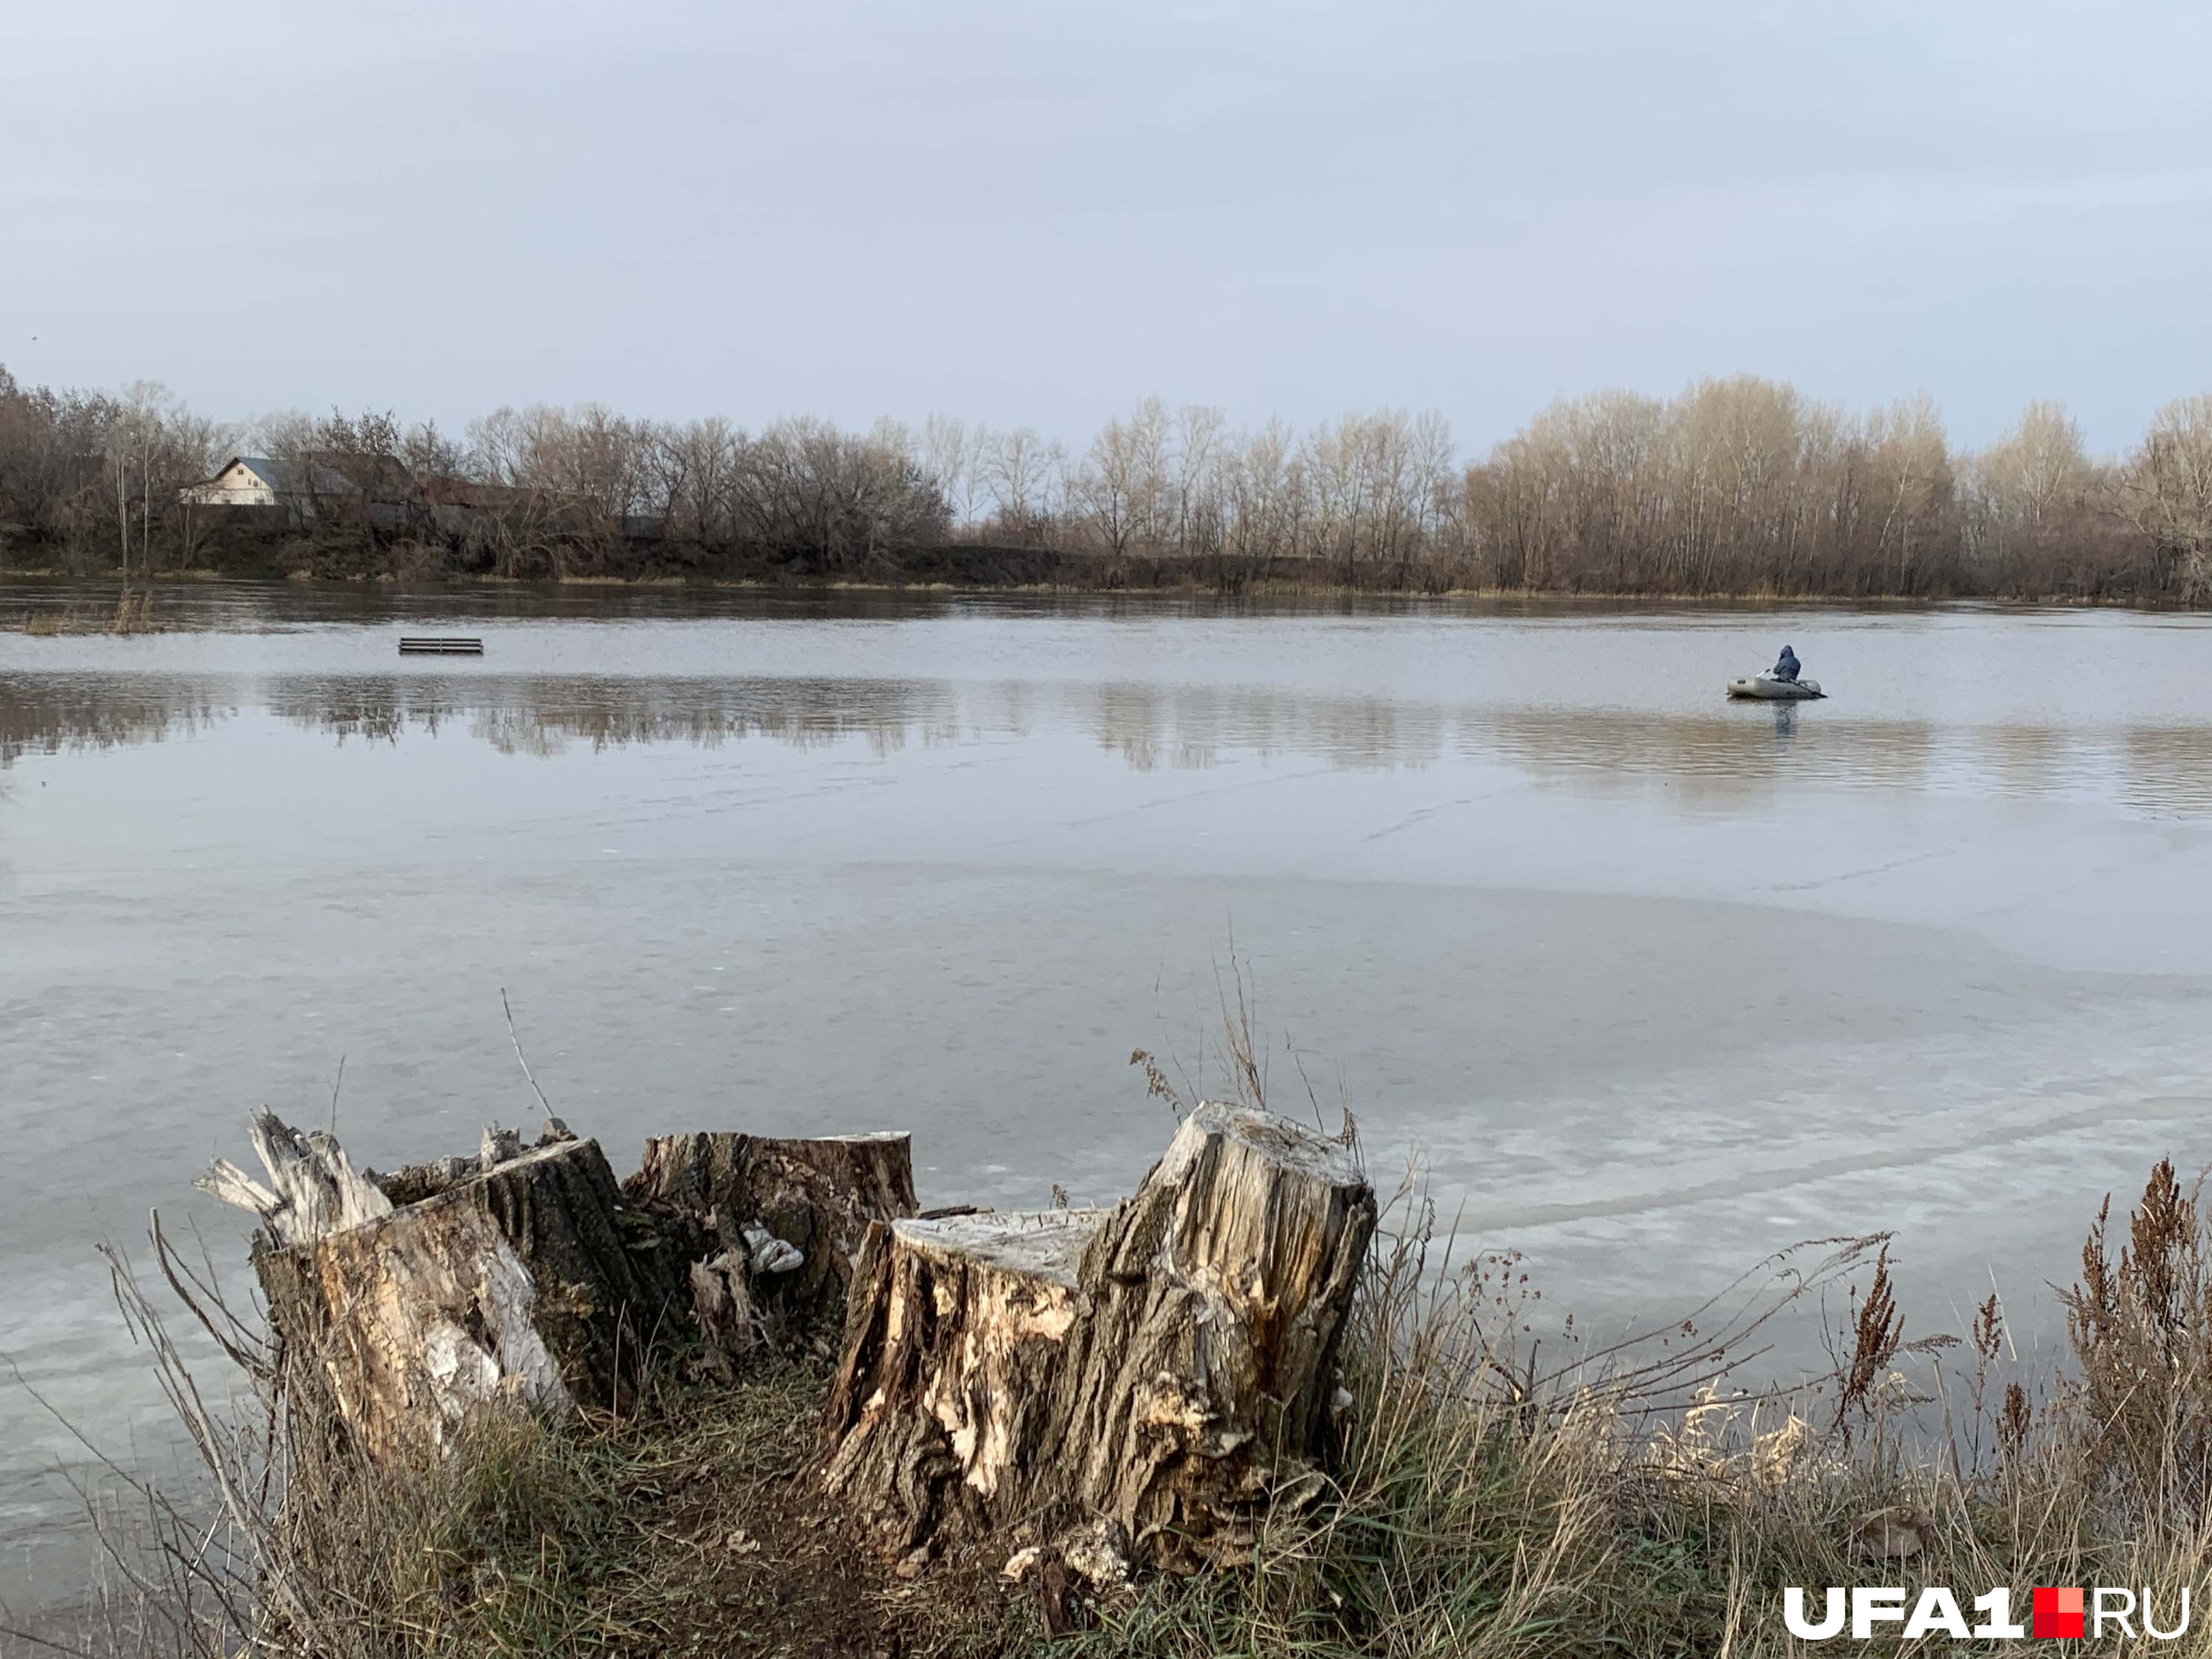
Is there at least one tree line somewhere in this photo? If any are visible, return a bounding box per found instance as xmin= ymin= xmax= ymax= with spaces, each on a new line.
xmin=2 ymin=363 xmax=2208 ymax=599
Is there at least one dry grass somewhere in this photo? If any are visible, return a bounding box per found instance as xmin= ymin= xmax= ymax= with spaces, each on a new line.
xmin=2059 ymin=1160 xmax=2212 ymax=1522
xmin=25 ymin=1242 xmax=914 ymax=1659
xmin=1129 ymin=1158 xmax=2212 ymax=1659
xmin=12 ymin=591 xmax=164 ymax=636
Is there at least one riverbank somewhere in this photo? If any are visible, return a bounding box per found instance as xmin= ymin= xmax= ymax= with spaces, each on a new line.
xmin=56 ymin=1124 xmax=2212 ymax=1659
xmin=2 ymin=568 xmax=2199 ymax=615
xmin=4 ymin=540 xmax=2202 ymax=608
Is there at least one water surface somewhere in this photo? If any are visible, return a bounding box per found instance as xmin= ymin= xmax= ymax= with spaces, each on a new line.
xmin=6 ymin=582 xmax=2212 ymax=1615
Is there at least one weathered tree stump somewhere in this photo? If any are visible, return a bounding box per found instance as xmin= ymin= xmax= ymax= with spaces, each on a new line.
xmin=629 ymin=1130 xmax=917 ymax=1352
xmin=824 ymin=1208 xmax=1105 ymax=1546
xmin=823 ymin=1102 xmax=1376 ymax=1570
xmin=203 ymin=1110 xmax=679 ymax=1463
xmin=368 ymin=1116 xmax=578 ymax=1207
xmin=1063 ymin=1102 xmax=1376 ymax=1565
xmin=199 ymin=1107 xmax=396 ymax=1245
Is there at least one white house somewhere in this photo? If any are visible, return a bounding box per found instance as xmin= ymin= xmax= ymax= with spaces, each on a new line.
xmin=178 ymin=453 xmax=417 ymax=512
xmin=178 ymin=456 xmax=295 ymax=507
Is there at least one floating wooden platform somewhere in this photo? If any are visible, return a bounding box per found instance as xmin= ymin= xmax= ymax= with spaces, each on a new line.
xmin=397 ymin=636 xmax=484 ymax=655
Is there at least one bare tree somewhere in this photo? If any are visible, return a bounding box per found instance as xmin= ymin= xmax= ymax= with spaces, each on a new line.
xmin=1074 ymin=412 xmax=1144 ymax=557
xmin=1963 ymin=401 xmax=2098 ymax=588
xmin=1174 ymin=404 xmax=1227 ymax=557
xmin=978 ymin=425 xmax=1059 ymax=533
xmin=919 ymin=414 xmax=975 ymax=527
xmin=400 ymin=419 xmax=469 ymax=480
xmin=2124 ymin=396 xmax=2212 ymax=601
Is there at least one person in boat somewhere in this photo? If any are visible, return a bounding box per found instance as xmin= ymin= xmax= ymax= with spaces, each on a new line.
xmin=1771 ymin=644 xmax=1801 ymax=683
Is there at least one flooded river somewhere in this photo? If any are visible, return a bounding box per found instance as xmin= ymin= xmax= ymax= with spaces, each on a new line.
xmin=5 ymin=581 xmax=2212 ymax=1615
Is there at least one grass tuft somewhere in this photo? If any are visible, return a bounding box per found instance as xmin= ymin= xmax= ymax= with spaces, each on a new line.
xmin=12 ymin=590 xmax=163 ymax=635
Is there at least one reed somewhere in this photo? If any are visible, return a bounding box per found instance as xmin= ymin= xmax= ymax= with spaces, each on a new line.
xmin=12 ymin=589 xmax=163 ymax=636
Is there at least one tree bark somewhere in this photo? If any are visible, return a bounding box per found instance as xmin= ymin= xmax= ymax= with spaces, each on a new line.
xmin=208 ymin=1114 xmax=679 ymax=1464
xmin=1064 ymin=1101 xmax=1376 ymax=1566
xmin=823 ymin=1209 xmax=1104 ymax=1550
xmin=629 ymin=1130 xmax=917 ymax=1345
xmin=822 ymin=1102 xmax=1375 ymax=1569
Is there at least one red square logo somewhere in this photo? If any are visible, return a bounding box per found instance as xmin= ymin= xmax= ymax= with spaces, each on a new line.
xmin=2033 ymin=1587 xmax=2085 ymax=1638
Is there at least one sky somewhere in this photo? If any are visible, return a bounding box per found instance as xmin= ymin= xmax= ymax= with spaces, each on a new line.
xmin=5 ymin=0 xmax=2211 ymax=456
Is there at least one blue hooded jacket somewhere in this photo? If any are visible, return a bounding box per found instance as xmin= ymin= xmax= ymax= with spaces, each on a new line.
xmin=1773 ymin=644 xmax=1801 ymax=682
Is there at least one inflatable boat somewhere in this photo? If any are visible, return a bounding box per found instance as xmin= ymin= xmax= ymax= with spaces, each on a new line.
xmin=1727 ymin=675 xmax=1823 ymax=700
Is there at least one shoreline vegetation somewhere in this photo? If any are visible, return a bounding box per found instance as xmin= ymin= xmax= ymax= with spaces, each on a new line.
xmin=11 ymin=589 xmax=161 ymax=635
xmin=33 ymin=1016 xmax=2212 ymax=1659
xmin=6 ymin=366 xmax=2212 ymax=605
xmin=4 ymin=559 xmax=2206 ymax=610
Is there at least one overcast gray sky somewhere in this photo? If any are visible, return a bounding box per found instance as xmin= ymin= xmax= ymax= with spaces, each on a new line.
xmin=7 ymin=0 xmax=2211 ymax=454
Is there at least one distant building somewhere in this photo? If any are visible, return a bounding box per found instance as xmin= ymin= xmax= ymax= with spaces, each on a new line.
xmin=179 ymin=453 xmax=417 ymax=512
xmin=176 ymin=460 xmax=665 ymax=540
xmin=178 ymin=456 xmax=290 ymax=507
xmin=416 ymin=475 xmax=527 ymax=512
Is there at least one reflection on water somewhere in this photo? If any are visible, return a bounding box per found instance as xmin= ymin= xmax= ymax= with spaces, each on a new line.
xmin=0 ymin=676 xmax=236 ymax=766
xmin=2122 ymin=728 xmax=2212 ymax=813
xmin=272 ymin=676 xmax=971 ymax=759
xmin=8 ymin=668 xmax=2212 ymax=813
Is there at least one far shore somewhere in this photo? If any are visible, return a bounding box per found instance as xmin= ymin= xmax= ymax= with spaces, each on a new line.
xmin=2 ymin=557 xmax=2199 ymax=613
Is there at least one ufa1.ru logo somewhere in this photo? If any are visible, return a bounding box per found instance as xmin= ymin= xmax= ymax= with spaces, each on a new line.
xmin=1784 ymin=1586 xmax=2191 ymax=1641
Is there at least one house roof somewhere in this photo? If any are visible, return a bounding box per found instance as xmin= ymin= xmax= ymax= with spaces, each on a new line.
xmin=210 ymin=453 xmax=416 ymax=498
xmin=229 ymin=456 xmax=295 ymax=490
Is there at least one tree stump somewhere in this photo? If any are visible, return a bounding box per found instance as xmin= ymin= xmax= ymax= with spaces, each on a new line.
xmin=1064 ymin=1101 xmax=1377 ymax=1565
xmin=629 ymin=1130 xmax=917 ymax=1352
xmin=204 ymin=1110 xmax=679 ymax=1463
xmin=823 ymin=1102 xmax=1376 ymax=1569
xmin=368 ymin=1116 xmax=578 ymax=1207
xmin=824 ymin=1208 xmax=1106 ymax=1548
